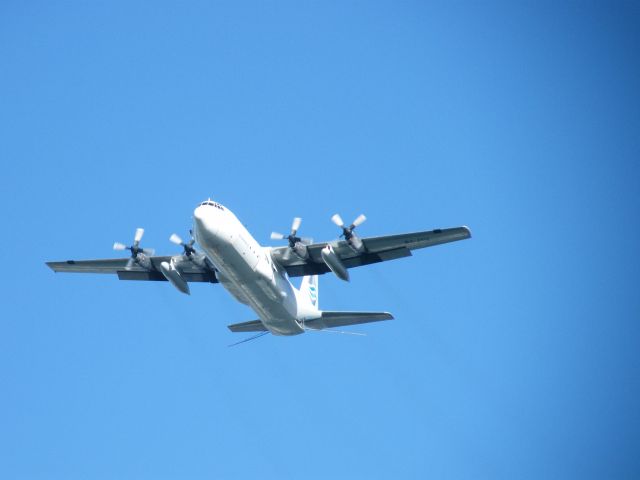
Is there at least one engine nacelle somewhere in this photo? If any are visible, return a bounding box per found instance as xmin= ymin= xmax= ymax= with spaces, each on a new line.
xmin=321 ymin=244 xmax=349 ymax=282
xmin=160 ymin=259 xmax=190 ymax=295
xmin=135 ymin=253 xmax=153 ymax=270
xmin=293 ymin=242 xmax=309 ymax=260
xmin=347 ymin=234 xmax=364 ymax=253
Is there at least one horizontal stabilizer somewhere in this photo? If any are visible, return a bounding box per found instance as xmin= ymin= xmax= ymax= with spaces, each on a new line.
xmin=306 ymin=311 xmax=393 ymax=330
xmin=227 ymin=319 xmax=267 ymax=333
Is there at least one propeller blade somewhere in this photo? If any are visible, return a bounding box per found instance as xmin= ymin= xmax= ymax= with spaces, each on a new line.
xmin=113 ymin=242 xmax=127 ymax=251
xmin=299 ymin=237 xmax=314 ymax=245
xmin=134 ymin=228 xmax=144 ymax=245
xmin=125 ymin=257 xmax=135 ymax=270
xmin=169 ymin=233 xmax=183 ymax=245
xmin=291 ymin=217 xmax=302 ymax=234
xmin=141 ymin=248 xmax=155 ymax=256
xmin=271 ymin=232 xmax=286 ymax=240
xmin=282 ymin=247 xmax=291 ymax=262
xmin=351 ymin=214 xmax=367 ymax=228
xmin=331 ymin=214 xmax=345 ymax=228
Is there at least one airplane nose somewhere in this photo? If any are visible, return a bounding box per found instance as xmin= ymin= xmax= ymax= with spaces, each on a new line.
xmin=193 ymin=205 xmax=206 ymax=223
xmin=193 ymin=206 xmax=210 ymax=233
xmin=193 ymin=205 xmax=218 ymax=245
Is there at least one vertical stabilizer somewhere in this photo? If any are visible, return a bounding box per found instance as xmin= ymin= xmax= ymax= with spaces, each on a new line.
xmin=299 ymin=275 xmax=319 ymax=310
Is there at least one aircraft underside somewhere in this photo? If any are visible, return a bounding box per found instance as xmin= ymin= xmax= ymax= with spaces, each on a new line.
xmin=46 ymin=198 xmax=471 ymax=338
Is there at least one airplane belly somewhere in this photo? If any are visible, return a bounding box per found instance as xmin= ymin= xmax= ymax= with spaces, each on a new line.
xmin=199 ymin=241 xmax=303 ymax=336
xmin=216 ymin=271 xmax=250 ymax=305
xmin=236 ymin=274 xmax=303 ymax=336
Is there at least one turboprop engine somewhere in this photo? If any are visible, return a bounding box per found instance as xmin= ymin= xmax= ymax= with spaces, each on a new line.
xmin=113 ymin=228 xmax=155 ymax=270
xmin=321 ymin=244 xmax=350 ymax=282
xmin=160 ymin=231 xmax=213 ymax=295
xmin=169 ymin=231 xmax=210 ymax=270
xmin=271 ymin=217 xmax=313 ymax=261
xmin=331 ymin=213 xmax=366 ymax=253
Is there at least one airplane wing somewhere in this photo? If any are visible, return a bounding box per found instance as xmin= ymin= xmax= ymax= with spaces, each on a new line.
xmin=271 ymin=226 xmax=471 ymax=277
xmin=46 ymin=256 xmax=218 ymax=283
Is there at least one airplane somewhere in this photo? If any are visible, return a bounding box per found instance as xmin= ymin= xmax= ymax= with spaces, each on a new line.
xmin=46 ymin=199 xmax=471 ymax=339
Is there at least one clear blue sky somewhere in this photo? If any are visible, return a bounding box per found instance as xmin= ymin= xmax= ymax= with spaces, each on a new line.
xmin=1 ymin=1 xmax=639 ymax=479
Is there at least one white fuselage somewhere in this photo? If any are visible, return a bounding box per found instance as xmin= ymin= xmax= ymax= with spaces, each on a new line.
xmin=192 ymin=202 xmax=318 ymax=336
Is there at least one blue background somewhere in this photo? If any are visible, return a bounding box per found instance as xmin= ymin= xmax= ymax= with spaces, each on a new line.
xmin=1 ymin=2 xmax=639 ymax=478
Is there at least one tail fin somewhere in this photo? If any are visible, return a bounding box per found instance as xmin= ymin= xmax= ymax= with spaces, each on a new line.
xmin=299 ymin=275 xmax=319 ymax=309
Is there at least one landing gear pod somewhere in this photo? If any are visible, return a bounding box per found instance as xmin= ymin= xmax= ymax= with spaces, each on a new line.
xmin=321 ymin=244 xmax=349 ymax=282
xmin=160 ymin=260 xmax=190 ymax=295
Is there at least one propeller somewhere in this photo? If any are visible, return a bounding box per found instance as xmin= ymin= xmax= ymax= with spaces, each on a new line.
xmin=271 ymin=217 xmax=313 ymax=247
xmin=169 ymin=229 xmax=210 ymax=270
xmin=331 ymin=213 xmax=366 ymax=252
xmin=271 ymin=217 xmax=312 ymax=260
xmin=331 ymin=213 xmax=366 ymax=240
xmin=169 ymin=230 xmax=196 ymax=256
xmin=113 ymin=228 xmax=155 ymax=269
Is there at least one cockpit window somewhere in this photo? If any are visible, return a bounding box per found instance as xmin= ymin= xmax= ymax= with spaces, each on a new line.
xmin=199 ymin=200 xmax=224 ymax=210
